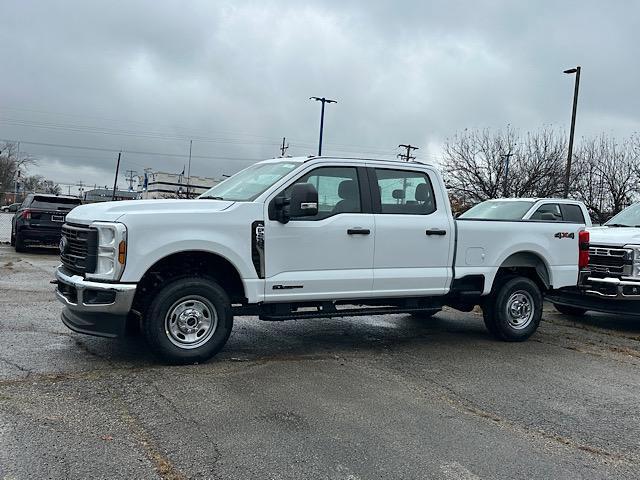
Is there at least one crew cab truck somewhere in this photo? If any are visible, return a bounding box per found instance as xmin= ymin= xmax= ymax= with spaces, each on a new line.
xmin=548 ymin=202 xmax=640 ymax=316
xmin=54 ymin=157 xmax=588 ymax=364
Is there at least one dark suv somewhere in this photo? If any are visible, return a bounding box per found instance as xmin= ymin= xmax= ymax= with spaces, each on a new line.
xmin=11 ymin=194 xmax=82 ymax=252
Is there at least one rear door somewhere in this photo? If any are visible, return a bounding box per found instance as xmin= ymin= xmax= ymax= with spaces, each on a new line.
xmin=263 ymin=164 xmax=375 ymax=301
xmin=369 ymin=166 xmax=453 ymax=296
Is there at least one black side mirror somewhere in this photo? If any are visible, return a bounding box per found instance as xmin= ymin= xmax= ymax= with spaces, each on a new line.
xmin=289 ymin=183 xmax=318 ymax=218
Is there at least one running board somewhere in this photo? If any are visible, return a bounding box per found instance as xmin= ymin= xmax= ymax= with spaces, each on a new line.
xmin=253 ymin=303 xmax=441 ymax=322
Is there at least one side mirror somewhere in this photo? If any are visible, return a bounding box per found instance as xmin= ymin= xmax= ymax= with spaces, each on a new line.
xmin=289 ymin=183 xmax=318 ymax=218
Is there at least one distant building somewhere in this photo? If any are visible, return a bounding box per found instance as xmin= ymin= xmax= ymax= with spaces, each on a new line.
xmin=138 ymin=171 xmax=220 ymax=199
xmin=83 ymin=188 xmax=138 ymax=203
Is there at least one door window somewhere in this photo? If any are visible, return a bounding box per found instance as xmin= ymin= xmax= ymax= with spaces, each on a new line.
xmin=284 ymin=166 xmax=361 ymax=220
xmin=373 ymin=168 xmax=436 ymax=215
xmin=530 ymin=203 xmax=563 ymax=221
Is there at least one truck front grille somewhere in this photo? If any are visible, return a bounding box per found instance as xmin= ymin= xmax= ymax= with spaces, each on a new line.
xmin=588 ymin=246 xmax=633 ymax=277
xmin=60 ymin=223 xmax=98 ymax=275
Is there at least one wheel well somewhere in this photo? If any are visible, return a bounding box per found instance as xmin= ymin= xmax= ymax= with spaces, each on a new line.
xmin=132 ymin=251 xmax=246 ymax=314
xmin=497 ymin=252 xmax=551 ymax=291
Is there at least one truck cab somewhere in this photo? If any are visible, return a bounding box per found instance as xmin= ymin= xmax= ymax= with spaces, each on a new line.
xmin=54 ymin=157 xmax=588 ymax=363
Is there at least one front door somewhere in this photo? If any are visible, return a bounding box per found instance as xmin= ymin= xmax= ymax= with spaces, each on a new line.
xmin=263 ymin=165 xmax=375 ymax=302
xmin=370 ymin=166 xmax=453 ymax=296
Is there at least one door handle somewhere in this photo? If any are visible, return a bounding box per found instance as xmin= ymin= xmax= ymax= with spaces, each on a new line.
xmin=347 ymin=228 xmax=371 ymax=235
xmin=425 ymin=228 xmax=447 ymax=236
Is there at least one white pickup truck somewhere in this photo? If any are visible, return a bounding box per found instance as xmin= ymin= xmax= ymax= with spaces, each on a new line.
xmin=54 ymin=157 xmax=589 ymax=363
xmin=548 ymin=202 xmax=640 ymax=316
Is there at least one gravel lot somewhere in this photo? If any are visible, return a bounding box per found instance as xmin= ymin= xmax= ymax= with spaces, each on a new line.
xmin=1 ymin=244 xmax=639 ymax=479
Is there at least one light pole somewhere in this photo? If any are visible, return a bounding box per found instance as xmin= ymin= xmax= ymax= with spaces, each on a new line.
xmin=501 ymin=152 xmax=514 ymax=197
xmin=310 ymin=97 xmax=337 ymax=156
xmin=563 ymin=66 xmax=581 ymax=198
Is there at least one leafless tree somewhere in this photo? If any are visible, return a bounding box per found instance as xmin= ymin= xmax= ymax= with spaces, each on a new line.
xmin=572 ymin=135 xmax=639 ymax=223
xmin=442 ymin=126 xmax=566 ymax=208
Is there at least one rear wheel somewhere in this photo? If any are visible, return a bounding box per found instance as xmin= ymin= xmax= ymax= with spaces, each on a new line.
xmin=553 ymin=303 xmax=587 ymax=316
xmin=483 ymin=276 xmax=542 ymax=341
xmin=14 ymin=231 xmax=26 ymax=252
xmin=143 ymin=277 xmax=234 ymax=364
xmin=10 ymin=227 xmax=15 ymax=247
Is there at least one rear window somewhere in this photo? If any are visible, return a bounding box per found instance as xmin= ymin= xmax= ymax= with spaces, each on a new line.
xmin=31 ymin=196 xmax=81 ymax=210
xmin=562 ymin=204 xmax=586 ymax=223
xmin=460 ymin=200 xmax=535 ymax=220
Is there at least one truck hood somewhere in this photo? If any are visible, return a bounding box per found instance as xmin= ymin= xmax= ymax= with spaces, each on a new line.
xmin=588 ymin=226 xmax=640 ymax=247
xmin=65 ymin=199 xmax=235 ymax=225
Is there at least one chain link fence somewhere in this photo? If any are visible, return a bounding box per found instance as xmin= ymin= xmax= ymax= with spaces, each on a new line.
xmin=0 ymin=191 xmax=25 ymax=244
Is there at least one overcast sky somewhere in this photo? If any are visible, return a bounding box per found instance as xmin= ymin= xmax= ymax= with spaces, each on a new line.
xmin=1 ymin=0 xmax=639 ymax=193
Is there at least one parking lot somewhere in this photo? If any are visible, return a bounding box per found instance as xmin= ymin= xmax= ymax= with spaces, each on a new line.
xmin=0 ymin=244 xmax=639 ymax=479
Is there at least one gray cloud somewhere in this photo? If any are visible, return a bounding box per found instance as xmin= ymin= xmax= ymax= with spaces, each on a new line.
xmin=1 ymin=0 xmax=638 ymax=192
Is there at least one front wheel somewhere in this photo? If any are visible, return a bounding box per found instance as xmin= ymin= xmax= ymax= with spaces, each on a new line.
xmin=553 ymin=303 xmax=587 ymax=316
xmin=143 ymin=277 xmax=234 ymax=364
xmin=483 ymin=276 xmax=542 ymax=341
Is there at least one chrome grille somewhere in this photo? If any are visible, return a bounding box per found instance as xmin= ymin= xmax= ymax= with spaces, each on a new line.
xmin=588 ymin=246 xmax=633 ymax=276
xmin=60 ymin=224 xmax=98 ymax=275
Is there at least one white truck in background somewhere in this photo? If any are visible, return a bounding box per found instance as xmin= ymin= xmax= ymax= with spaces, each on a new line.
xmin=549 ymin=202 xmax=640 ymax=316
xmin=54 ymin=157 xmax=589 ymax=363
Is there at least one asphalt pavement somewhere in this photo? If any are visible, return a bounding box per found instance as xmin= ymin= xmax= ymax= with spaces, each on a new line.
xmin=1 ymin=244 xmax=639 ymax=479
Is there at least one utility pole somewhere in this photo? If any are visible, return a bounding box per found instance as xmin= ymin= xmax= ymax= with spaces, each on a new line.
xmin=398 ymin=144 xmax=419 ymax=161
xmin=280 ymin=137 xmax=289 ymax=157
xmin=125 ymin=170 xmax=137 ymax=192
xmin=501 ymin=152 xmax=515 ymax=197
xmin=77 ymin=180 xmax=85 ymax=199
xmin=186 ymin=139 xmax=192 ymax=198
xmin=112 ymin=151 xmax=121 ymax=201
xmin=563 ymin=66 xmax=581 ymax=198
xmin=310 ymin=97 xmax=337 ymax=156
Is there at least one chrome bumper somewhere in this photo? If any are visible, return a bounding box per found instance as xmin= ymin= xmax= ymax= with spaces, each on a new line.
xmin=54 ymin=265 xmax=137 ymax=314
xmin=584 ymin=276 xmax=640 ymax=299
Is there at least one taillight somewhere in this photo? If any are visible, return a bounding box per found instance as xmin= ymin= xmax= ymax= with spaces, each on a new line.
xmin=20 ymin=209 xmax=31 ymax=220
xmin=579 ymin=230 xmax=590 ymax=269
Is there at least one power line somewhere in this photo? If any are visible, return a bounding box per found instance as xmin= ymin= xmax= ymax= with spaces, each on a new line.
xmin=125 ymin=170 xmax=137 ymax=192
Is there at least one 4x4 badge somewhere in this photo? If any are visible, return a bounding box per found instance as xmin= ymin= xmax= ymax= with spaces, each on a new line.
xmin=554 ymin=232 xmax=575 ymax=239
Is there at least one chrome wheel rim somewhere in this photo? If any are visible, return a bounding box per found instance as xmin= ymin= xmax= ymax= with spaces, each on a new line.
xmin=505 ymin=290 xmax=535 ymax=329
xmin=164 ymin=296 xmax=218 ymax=349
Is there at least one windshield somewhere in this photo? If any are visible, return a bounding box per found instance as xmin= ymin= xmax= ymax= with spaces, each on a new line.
xmin=459 ymin=200 xmax=535 ymax=220
xmin=605 ymin=203 xmax=640 ymax=227
xmin=199 ymin=161 xmax=300 ymax=201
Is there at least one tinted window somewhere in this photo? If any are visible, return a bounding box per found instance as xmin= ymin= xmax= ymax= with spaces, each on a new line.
xmin=31 ymin=196 xmax=81 ymax=210
xmin=374 ymin=169 xmax=436 ymax=215
xmin=562 ymin=204 xmax=585 ymax=223
xmin=460 ymin=200 xmax=535 ymax=220
xmin=285 ymin=166 xmax=361 ymax=220
xmin=530 ymin=203 xmax=562 ymax=221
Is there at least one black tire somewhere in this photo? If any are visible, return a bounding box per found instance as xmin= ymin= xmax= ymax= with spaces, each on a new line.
xmin=142 ymin=277 xmax=234 ymax=364
xmin=410 ymin=309 xmax=440 ymax=319
xmin=10 ymin=227 xmax=15 ymax=247
xmin=14 ymin=232 xmax=26 ymax=252
xmin=553 ymin=303 xmax=587 ymax=316
xmin=482 ymin=276 xmax=542 ymax=341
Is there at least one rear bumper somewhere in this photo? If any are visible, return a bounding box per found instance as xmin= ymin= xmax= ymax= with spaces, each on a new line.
xmin=54 ymin=266 xmax=137 ymax=338
xmin=18 ymin=225 xmax=64 ymax=244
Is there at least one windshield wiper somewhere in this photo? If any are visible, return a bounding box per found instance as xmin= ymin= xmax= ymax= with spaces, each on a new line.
xmin=606 ymin=223 xmax=630 ymax=227
xmin=200 ymin=196 xmax=224 ymax=200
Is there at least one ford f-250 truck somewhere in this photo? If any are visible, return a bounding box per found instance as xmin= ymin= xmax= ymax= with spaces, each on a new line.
xmin=549 ymin=202 xmax=640 ymax=316
xmin=54 ymin=157 xmax=589 ymax=363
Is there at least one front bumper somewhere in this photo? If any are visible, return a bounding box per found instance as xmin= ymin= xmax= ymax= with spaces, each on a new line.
xmin=547 ymin=275 xmax=640 ymax=316
xmin=54 ymin=265 xmax=137 ymax=338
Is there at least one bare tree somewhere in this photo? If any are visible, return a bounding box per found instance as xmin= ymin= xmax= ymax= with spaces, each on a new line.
xmin=0 ymin=141 xmax=35 ymax=203
xmin=572 ymin=135 xmax=639 ymax=223
xmin=442 ymin=126 xmax=566 ymax=208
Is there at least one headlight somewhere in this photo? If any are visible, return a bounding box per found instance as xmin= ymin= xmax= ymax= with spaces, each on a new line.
xmin=86 ymin=222 xmax=127 ymax=281
xmin=624 ymin=244 xmax=640 ymax=277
